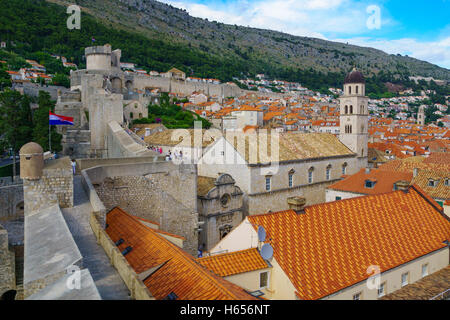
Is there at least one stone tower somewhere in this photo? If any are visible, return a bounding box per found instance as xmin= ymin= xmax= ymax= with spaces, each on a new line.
xmin=339 ymin=69 xmax=369 ymax=168
xmin=417 ymin=105 xmax=426 ymax=126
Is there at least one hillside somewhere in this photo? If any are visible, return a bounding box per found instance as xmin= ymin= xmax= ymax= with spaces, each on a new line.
xmin=0 ymin=0 xmax=448 ymax=96
xmin=48 ymin=0 xmax=450 ymax=81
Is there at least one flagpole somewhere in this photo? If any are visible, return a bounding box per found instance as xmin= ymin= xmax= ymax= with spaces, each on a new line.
xmin=49 ymin=121 xmax=51 ymax=153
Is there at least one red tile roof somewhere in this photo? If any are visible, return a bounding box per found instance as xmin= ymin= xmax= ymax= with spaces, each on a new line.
xmin=247 ymin=186 xmax=450 ymax=300
xmin=197 ymin=248 xmax=269 ymax=277
xmin=327 ymin=168 xmax=413 ymax=195
xmin=106 ymin=207 xmax=257 ymax=300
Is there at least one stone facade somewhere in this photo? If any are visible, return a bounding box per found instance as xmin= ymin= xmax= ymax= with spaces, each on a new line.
xmin=197 ymin=174 xmax=244 ymax=252
xmin=0 ymin=183 xmax=23 ymax=221
xmin=0 ymin=225 xmax=16 ymax=299
xmin=91 ymin=162 xmax=199 ymax=256
xmin=23 ymin=158 xmax=73 ymax=214
xmin=200 ymin=152 xmax=359 ymax=215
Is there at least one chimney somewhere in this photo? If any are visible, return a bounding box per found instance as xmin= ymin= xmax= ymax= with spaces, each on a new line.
xmin=413 ymin=168 xmax=419 ymax=177
xmin=287 ymin=196 xmax=306 ymax=213
xmin=395 ymin=180 xmax=410 ymax=192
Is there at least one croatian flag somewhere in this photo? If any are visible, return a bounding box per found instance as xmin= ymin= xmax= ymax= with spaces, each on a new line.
xmin=49 ymin=112 xmax=74 ymax=125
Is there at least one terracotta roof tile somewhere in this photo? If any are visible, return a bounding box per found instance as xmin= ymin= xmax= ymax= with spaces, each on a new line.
xmin=327 ymin=168 xmax=413 ymax=195
xmin=106 ymin=207 xmax=257 ymax=300
xmin=247 ymin=187 xmax=450 ymax=300
xmin=198 ymin=248 xmax=269 ymax=277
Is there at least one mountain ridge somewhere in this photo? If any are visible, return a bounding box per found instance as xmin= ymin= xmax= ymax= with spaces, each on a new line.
xmin=48 ymin=0 xmax=450 ymax=80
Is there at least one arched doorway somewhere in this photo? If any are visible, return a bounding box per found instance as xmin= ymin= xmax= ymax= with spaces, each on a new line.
xmin=1 ymin=290 xmax=17 ymax=300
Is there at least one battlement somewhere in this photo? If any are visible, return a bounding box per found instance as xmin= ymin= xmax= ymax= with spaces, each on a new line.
xmin=85 ymin=45 xmax=112 ymax=56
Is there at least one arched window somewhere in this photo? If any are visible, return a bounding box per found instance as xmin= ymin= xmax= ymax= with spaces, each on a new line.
xmin=288 ymin=169 xmax=295 ymax=188
xmin=350 ymin=105 xmax=353 ymax=114
xmin=356 ymin=85 xmax=359 ymax=94
xmin=342 ymin=163 xmax=348 ymax=175
xmin=349 ymin=86 xmax=352 ymax=94
xmin=345 ymin=105 xmax=348 ymax=114
xmin=308 ymin=167 xmax=314 ymax=184
xmin=360 ymin=105 xmax=364 ymax=114
xmin=326 ymin=165 xmax=332 ymax=181
xmin=361 ymin=124 xmax=365 ymax=133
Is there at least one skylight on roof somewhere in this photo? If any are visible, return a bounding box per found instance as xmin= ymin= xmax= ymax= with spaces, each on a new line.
xmin=164 ymin=292 xmax=178 ymax=300
xmin=121 ymin=246 xmax=133 ymax=256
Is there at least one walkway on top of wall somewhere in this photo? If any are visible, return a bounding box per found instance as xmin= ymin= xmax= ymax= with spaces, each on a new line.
xmin=61 ymin=175 xmax=131 ymax=300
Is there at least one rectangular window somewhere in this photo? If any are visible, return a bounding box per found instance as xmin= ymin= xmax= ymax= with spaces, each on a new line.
xmin=265 ymin=177 xmax=271 ymax=191
xmin=342 ymin=166 xmax=346 ymax=175
xmin=260 ymin=271 xmax=268 ymax=288
xmin=353 ymin=292 xmax=361 ymax=300
xmin=422 ymin=264 xmax=429 ymax=278
xmin=336 ymin=196 xmax=342 ymax=201
xmin=378 ymin=282 xmax=386 ymax=298
xmin=326 ymin=168 xmax=331 ymax=180
xmin=401 ymin=272 xmax=409 ymax=287
xmin=289 ymin=174 xmax=293 ymax=188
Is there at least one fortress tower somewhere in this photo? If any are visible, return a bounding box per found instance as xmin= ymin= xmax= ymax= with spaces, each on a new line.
xmin=339 ymin=69 xmax=369 ymax=168
xmin=85 ymin=44 xmax=112 ymax=70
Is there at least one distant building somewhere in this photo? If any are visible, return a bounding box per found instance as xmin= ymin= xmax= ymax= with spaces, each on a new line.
xmin=163 ymin=67 xmax=186 ymax=81
xmin=417 ymin=105 xmax=426 ymax=126
xmin=325 ymin=167 xmax=412 ymax=202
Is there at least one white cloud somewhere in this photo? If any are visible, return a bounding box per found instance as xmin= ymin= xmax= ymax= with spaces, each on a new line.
xmin=162 ymin=0 xmax=370 ymax=36
xmin=161 ymin=0 xmax=450 ymax=69
xmin=334 ymin=37 xmax=450 ymax=70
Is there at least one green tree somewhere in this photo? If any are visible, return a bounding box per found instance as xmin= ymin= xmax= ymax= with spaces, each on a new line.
xmin=51 ymin=73 xmax=70 ymax=88
xmin=0 ymin=69 xmax=12 ymax=89
xmin=32 ymin=91 xmax=62 ymax=152
xmin=0 ymin=89 xmax=33 ymax=179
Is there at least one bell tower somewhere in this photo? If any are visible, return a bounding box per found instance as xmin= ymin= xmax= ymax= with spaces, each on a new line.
xmin=339 ymin=68 xmax=368 ymax=168
xmin=417 ymin=105 xmax=426 ymax=126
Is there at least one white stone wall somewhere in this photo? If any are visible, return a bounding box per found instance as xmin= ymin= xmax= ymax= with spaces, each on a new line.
xmin=325 ymin=189 xmax=363 ymax=202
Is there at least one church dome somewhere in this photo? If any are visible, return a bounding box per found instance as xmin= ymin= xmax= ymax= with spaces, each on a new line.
xmin=344 ymin=69 xmax=365 ymax=84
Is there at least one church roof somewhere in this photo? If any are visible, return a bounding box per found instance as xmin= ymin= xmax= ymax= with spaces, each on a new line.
xmin=223 ymin=132 xmax=355 ymax=165
xmin=197 ymin=176 xmax=216 ymax=196
xmin=344 ymin=69 xmax=365 ymax=84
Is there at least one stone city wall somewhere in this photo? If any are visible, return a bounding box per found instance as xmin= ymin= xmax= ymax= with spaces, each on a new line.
xmin=94 ymin=175 xmax=198 ymax=256
xmin=23 ymin=158 xmax=73 ymax=215
xmin=89 ymin=213 xmax=154 ymax=300
xmin=0 ymin=184 xmax=23 ymax=221
xmin=0 ymin=226 xmax=16 ymax=298
xmin=106 ymin=121 xmax=157 ymax=159
xmin=82 ymin=161 xmax=198 ymax=255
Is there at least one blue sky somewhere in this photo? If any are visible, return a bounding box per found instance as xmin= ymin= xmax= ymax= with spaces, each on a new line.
xmin=161 ymin=0 xmax=450 ymax=70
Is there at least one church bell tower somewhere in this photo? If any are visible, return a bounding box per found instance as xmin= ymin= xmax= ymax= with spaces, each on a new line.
xmin=339 ymin=68 xmax=369 ymax=167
